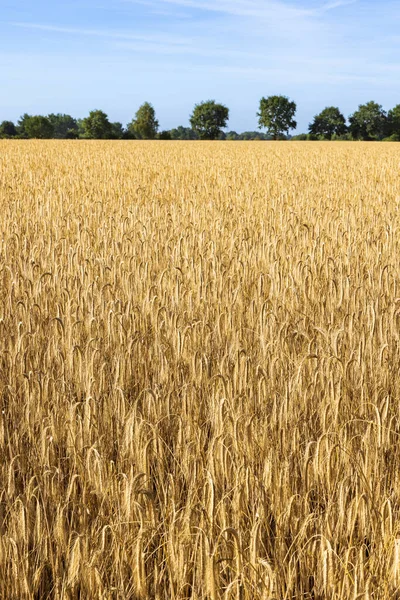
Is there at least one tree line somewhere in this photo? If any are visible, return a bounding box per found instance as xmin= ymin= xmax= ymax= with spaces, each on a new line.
xmin=1 ymin=97 xmax=400 ymax=141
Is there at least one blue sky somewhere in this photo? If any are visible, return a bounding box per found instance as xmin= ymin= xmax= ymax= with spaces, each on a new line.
xmin=1 ymin=0 xmax=400 ymax=132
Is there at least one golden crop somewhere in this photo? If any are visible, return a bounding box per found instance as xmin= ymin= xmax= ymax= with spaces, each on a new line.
xmin=1 ymin=140 xmax=400 ymax=599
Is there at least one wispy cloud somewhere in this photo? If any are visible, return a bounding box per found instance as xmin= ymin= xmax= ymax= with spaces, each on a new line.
xmin=9 ymin=19 xmax=269 ymax=58
xmin=125 ymin=0 xmax=312 ymax=19
xmin=115 ymin=40 xmax=263 ymax=58
xmin=318 ymin=0 xmax=358 ymax=13
xmin=125 ymin=0 xmax=357 ymax=19
xmin=207 ymin=63 xmax=390 ymax=86
xmin=9 ymin=21 xmax=192 ymax=46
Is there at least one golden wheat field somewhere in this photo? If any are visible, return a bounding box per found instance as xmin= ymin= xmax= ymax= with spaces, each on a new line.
xmin=1 ymin=140 xmax=400 ymax=599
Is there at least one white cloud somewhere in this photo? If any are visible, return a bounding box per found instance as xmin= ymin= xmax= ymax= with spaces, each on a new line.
xmin=125 ymin=0 xmax=357 ymax=19
xmin=9 ymin=21 xmax=192 ymax=46
xmin=318 ymin=0 xmax=358 ymax=11
xmin=123 ymin=0 xmax=312 ymax=22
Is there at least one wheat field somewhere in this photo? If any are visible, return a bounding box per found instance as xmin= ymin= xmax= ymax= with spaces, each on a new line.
xmin=1 ymin=140 xmax=400 ymax=599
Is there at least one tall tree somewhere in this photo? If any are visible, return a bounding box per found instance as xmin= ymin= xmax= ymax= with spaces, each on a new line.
xmin=349 ymin=101 xmax=387 ymax=140
xmin=257 ymin=95 xmax=297 ymax=139
xmin=0 ymin=121 xmax=17 ymax=137
xmin=128 ymin=102 xmax=159 ymax=139
xmin=190 ymin=100 xmax=229 ymax=140
xmin=386 ymin=104 xmax=400 ymax=138
xmin=81 ymin=110 xmax=113 ymax=139
xmin=309 ymin=106 xmax=347 ymax=139
xmin=47 ymin=113 xmax=78 ymax=139
xmin=19 ymin=115 xmax=54 ymax=139
xmin=17 ymin=113 xmax=32 ymax=137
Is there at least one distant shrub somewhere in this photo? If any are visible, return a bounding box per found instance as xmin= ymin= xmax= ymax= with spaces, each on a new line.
xmin=382 ymin=133 xmax=400 ymax=142
xmin=291 ymin=133 xmax=320 ymax=141
xmin=65 ymin=129 xmax=79 ymax=139
xmin=158 ymin=130 xmax=172 ymax=140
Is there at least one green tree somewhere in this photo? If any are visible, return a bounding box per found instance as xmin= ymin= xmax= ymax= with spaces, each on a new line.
xmin=65 ymin=129 xmax=79 ymax=139
xmin=122 ymin=129 xmax=136 ymax=140
xmin=309 ymin=106 xmax=347 ymax=139
xmin=226 ymin=130 xmax=270 ymax=140
xmin=20 ymin=115 xmax=54 ymax=139
xmin=169 ymin=126 xmax=198 ymax=140
xmin=226 ymin=131 xmax=239 ymax=140
xmin=349 ymin=101 xmax=387 ymax=140
xmin=158 ymin=130 xmax=172 ymax=140
xmin=0 ymin=121 xmax=17 ymax=138
xmin=110 ymin=122 xmax=125 ymax=139
xmin=241 ymin=131 xmax=270 ymax=140
xmin=17 ymin=113 xmax=34 ymax=137
xmin=257 ymin=95 xmax=297 ymax=139
xmin=81 ymin=110 xmax=113 ymax=139
xmin=128 ymin=102 xmax=159 ymax=139
xmin=190 ymin=100 xmax=229 ymax=140
xmin=386 ymin=104 xmax=400 ymax=138
xmin=47 ymin=113 xmax=78 ymax=139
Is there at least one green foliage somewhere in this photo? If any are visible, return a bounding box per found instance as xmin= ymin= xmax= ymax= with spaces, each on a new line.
xmin=257 ymin=95 xmax=297 ymax=139
xmin=3 ymin=99 xmax=399 ymax=143
xmin=386 ymin=105 xmax=400 ymax=138
xmin=18 ymin=115 xmax=54 ymax=139
xmin=110 ymin=122 xmax=125 ymax=139
xmin=291 ymin=132 xmax=352 ymax=141
xmin=291 ymin=133 xmax=308 ymax=141
xmin=331 ymin=132 xmax=353 ymax=141
xmin=169 ymin=126 xmax=198 ymax=140
xmin=349 ymin=101 xmax=387 ymax=140
xmin=48 ymin=114 xmax=78 ymax=139
xmin=382 ymin=133 xmax=400 ymax=142
xmin=158 ymin=130 xmax=172 ymax=140
xmin=122 ymin=129 xmax=136 ymax=140
xmin=157 ymin=128 xmax=273 ymax=141
xmin=17 ymin=113 xmax=31 ymax=137
xmin=226 ymin=131 xmax=239 ymax=140
xmin=65 ymin=129 xmax=80 ymax=139
xmin=240 ymin=131 xmax=269 ymax=140
xmin=0 ymin=121 xmax=17 ymax=138
xmin=309 ymin=106 xmax=347 ymax=139
xmin=81 ymin=110 xmax=113 ymax=139
xmin=226 ymin=130 xmax=272 ymax=140
xmin=190 ymin=100 xmax=229 ymax=140
xmin=128 ymin=102 xmax=159 ymax=139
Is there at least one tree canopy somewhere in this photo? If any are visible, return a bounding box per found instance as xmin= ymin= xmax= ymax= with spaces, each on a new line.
xmin=349 ymin=101 xmax=387 ymax=141
xmin=386 ymin=104 xmax=400 ymax=139
xmin=169 ymin=126 xmax=198 ymax=140
xmin=309 ymin=107 xmax=347 ymax=139
xmin=48 ymin=113 xmax=79 ymax=139
xmin=110 ymin=122 xmax=125 ymax=140
xmin=128 ymin=102 xmax=159 ymax=139
xmin=0 ymin=121 xmax=17 ymax=137
xmin=3 ymin=98 xmax=400 ymax=141
xmin=190 ymin=100 xmax=229 ymax=140
xmin=81 ymin=110 xmax=113 ymax=139
xmin=18 ymin=115 xmax=54 ymax=139
xmin=257 ymin=95 xmax=297 ymax=139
